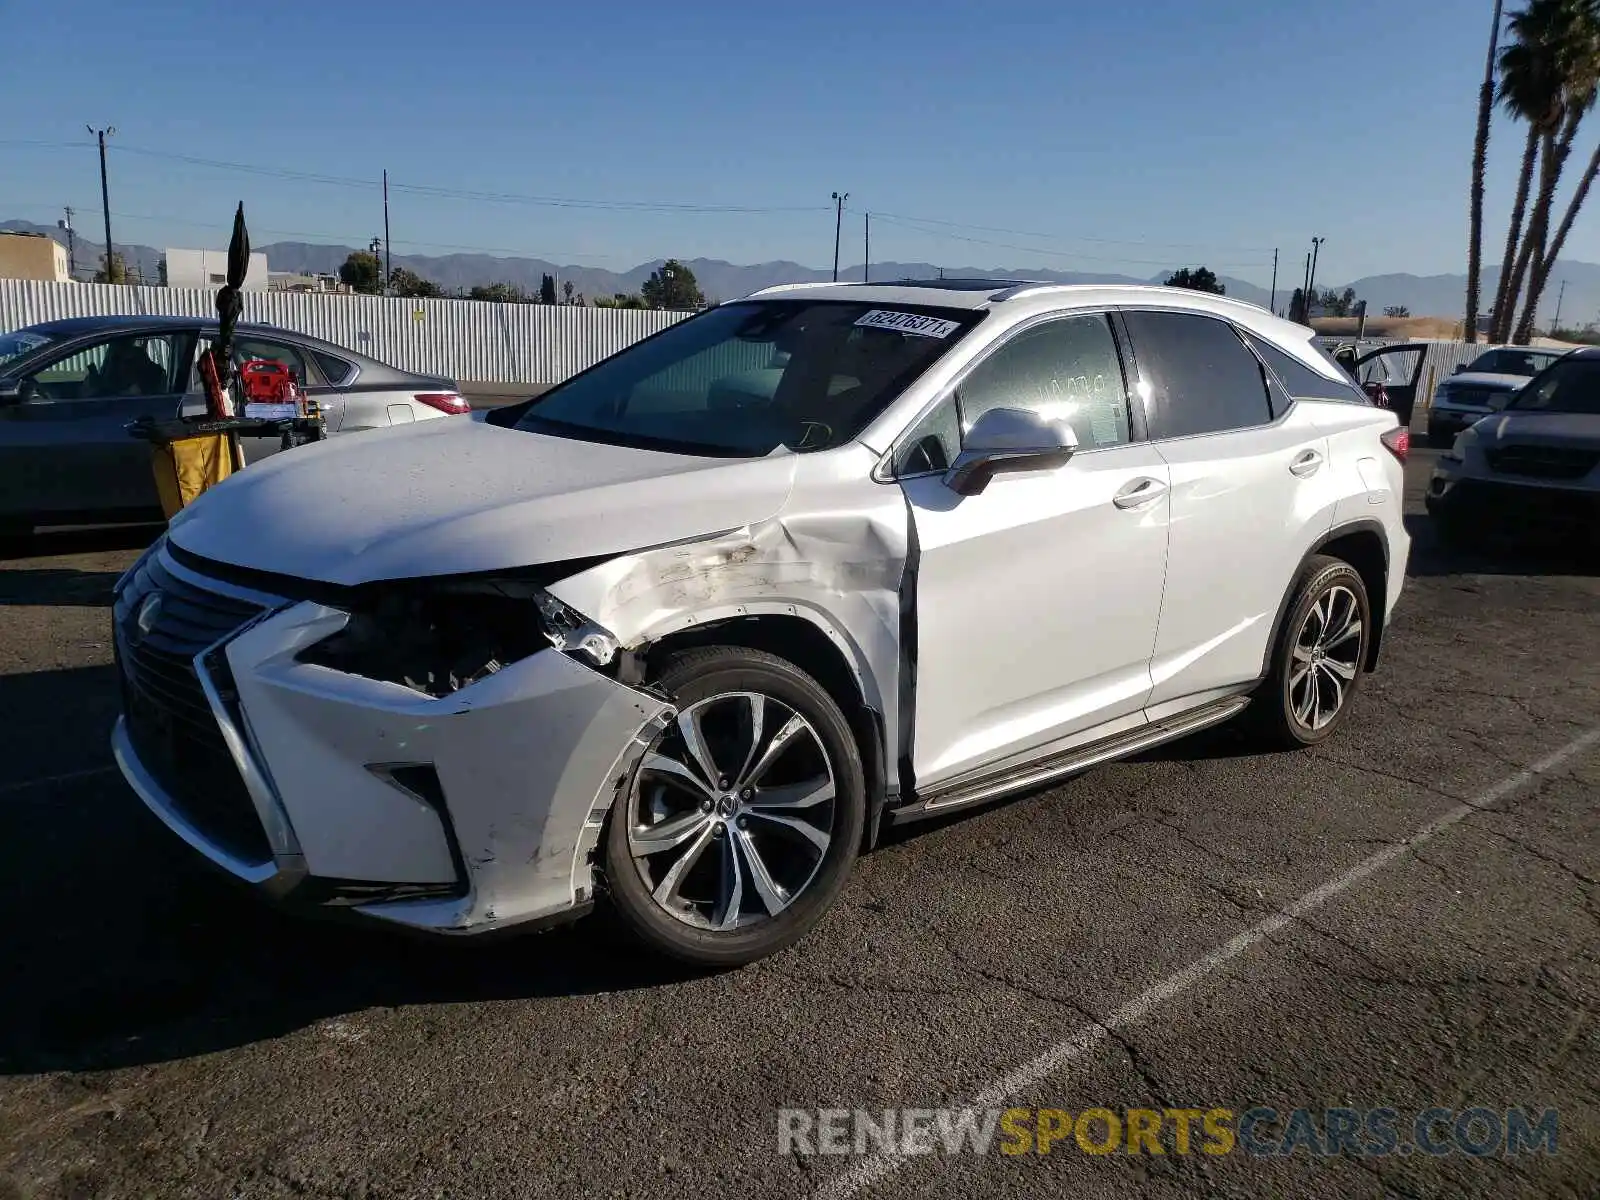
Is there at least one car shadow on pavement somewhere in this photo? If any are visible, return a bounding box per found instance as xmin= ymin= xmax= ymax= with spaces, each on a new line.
xmin=0 ymin=664 xmax=706 ymax=1078
xmin=1402 ymin=513 xmax=1600 ymax=579
xmin=0 ymin=525 xmax=162 ymax=563
xmin=0 ymin=568 xmax=125 ymax=607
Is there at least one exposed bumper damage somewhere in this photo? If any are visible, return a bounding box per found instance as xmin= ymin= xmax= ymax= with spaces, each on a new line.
xmin=113 ymin=545 xmax=675 ymax=935
xmin=114 ymin=470 xmax=909 ymax=937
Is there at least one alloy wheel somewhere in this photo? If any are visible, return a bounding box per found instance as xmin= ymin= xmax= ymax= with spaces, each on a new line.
xmin=626 ymin=691 xmax=837 ymax=932
xmin=1288 ymin=583 xmax=1364 ymax=732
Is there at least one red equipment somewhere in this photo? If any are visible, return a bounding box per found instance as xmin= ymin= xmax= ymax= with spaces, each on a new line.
xmin=239 ymin=359 xmax=303 ymax=410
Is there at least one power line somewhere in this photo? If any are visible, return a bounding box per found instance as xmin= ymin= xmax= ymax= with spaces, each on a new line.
xmin=108 ymin=144 xmax=828 ymax=214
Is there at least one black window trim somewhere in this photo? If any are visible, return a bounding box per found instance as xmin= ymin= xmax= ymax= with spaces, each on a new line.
xmin=1113 ymin=305 xmax=1297 ymax=443
xmin=879 ymin=308 xmax=1146 ymax=481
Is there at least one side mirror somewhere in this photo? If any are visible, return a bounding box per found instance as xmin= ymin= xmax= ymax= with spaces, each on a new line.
xmin=1453 ymin=364 xmax=1466 ymax=375
xmin=943 ymin=407 xmax=1078 ymax=496
xmin=0 ymin=378 xmax=32 ymax=406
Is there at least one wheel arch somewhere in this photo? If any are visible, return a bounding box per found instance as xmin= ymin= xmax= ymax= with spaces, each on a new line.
xmin=636 ymin=610 xmax=891 ymax=851
xmin=1260 ymin=519 xmax=1391 ymax=678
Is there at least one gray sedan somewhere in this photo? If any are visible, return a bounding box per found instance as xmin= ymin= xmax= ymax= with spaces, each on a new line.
xmin=0 ymin=315 xmax=469 ymax=532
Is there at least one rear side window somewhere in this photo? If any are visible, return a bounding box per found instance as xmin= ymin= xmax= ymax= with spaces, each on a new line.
xmin=1243 ymin=332 xmax=1370 ymax=406
xmin=1121 ymin=310 xmax=1273 ymax=439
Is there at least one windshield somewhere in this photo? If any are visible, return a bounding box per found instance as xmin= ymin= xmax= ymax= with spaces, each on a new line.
xmin=1508 ymin=357 xmax=1600 ymax=415
xmin=513 ymin=300 xmax=981 ymax=457
xmin=0 ymin=329 xmax=54 ymax=369
xmin=1466 ymin=348 xmax=1559 ymax=377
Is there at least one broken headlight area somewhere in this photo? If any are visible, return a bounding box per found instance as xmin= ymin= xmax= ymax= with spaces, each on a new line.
xmin=297 ymin=579 xmax=619 ymax=698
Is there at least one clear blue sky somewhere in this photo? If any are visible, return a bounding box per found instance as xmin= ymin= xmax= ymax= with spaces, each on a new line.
xmin=0 ymin=0 xmax=1568 ymax=287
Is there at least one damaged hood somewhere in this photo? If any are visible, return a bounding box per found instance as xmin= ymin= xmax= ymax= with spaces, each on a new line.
xmin=166 ymin=417 xmax=797 ymax=585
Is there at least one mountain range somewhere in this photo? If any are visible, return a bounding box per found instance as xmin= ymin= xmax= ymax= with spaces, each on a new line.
xmin=7 ymin=218 xmax=1599 ymax=327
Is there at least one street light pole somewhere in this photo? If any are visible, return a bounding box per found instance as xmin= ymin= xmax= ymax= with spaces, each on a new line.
xmin=831 ymin=191 xmax=849 ymax=282
xmin=87 ymin=125 xmax=116 ymax=281
xmin=382 ymin=169 xmax=392 ymax=293
xmin=1269 ymin=248 xmax=1278 ymax=317
xmin=864 ymin=212 xmax=871 ymax=283
xmin=1307 ymin=236 xmax=1326 ymax=307
xmin=1552 ymin=278 xmax=1567 ymax=333
xmin=58 ymin=207 xmax=76 ymax=279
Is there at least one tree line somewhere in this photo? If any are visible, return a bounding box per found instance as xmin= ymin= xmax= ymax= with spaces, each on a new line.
xmin=337 ymin=253 xmax=709 ymax=310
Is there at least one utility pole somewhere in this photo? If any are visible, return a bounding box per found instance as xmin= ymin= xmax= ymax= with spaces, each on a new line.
xmin=831 ymin=191 xmax=848 ymax=282
xmin=382 ymin=169 xmax=392 ymax=293
xmin=864 ymin=212 xmax=871 ymax=283
xmin=1307 ymin=236 xmax=1326 ymax=308
xmin=58 ymin=207 xmax=76 ymax=278
xmin=87 ymin=125 xmax=116 ymax=281
xmin=1551 ymin=278 xmax=1567 ymax=333
xmin=1298 ymin=251 xmax=1311 ymax=322
xmin=1268 ymin=247 xmax=1278 ymax=317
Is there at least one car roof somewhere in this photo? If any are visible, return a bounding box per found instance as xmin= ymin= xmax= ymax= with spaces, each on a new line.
xmin=29 ymin=314 xmax=310 ymax=339
xmin=743 ymin=277 xmax=1277 ymax=319
xmin=742 ymin=278 xmax=1317 ymax=358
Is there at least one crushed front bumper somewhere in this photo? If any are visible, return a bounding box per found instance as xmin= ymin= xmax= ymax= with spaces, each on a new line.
xmin=111 ymin=543 xmax=673 ymax=936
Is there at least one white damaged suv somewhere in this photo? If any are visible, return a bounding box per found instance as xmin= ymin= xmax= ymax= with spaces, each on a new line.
xmin=112 ymin=280 xmax=1410 ymax=966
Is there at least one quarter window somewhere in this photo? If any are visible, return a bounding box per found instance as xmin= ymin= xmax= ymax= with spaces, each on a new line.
xmin=1243 ymin=332 xmax=1369 ymax=406
xmin=1121 ymin=311 xmax=1273 ymax=438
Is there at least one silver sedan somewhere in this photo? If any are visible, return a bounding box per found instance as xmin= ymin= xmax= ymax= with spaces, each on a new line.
xmin=0 ymin=315 xmax=470 ymax=532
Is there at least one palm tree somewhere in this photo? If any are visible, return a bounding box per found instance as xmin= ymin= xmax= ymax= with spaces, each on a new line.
xmin=1467 ymin=0 xmax=1506 ymax=344
xmin=1514 ymin=0 xmax=1600 ymax=339
xmin=1490 ymin=0 xmax=1573 ymax=342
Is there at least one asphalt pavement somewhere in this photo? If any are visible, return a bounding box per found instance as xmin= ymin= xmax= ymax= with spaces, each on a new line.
xmin=1 ymin=450 xmax=1597 ymax=1200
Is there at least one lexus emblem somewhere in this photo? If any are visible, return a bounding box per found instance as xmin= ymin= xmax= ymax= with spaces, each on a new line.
xmin=135 ymin=591 xmax=163 ymax=639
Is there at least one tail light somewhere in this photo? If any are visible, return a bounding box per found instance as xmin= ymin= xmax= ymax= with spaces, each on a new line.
xmin=414 ymin=391 xmax=471 ymax=416
xmin=1380 ymin=426 xmax=1409 ymax=464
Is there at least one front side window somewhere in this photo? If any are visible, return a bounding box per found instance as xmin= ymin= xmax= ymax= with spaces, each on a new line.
xmin=514 ymin=300 xmax=980 ymax=457
xmin=955 ymin=314 xmax=1132 ymax=450
xmin=1121 ymin=310 xmax=1273 ymax=439
xmin=891 ymin=313 xmax=1133 ymax=476
xmin=1509 ymin=357 xmax=1600 ymax=415
xmin=27 ymin=333 xmax=180 ymax=401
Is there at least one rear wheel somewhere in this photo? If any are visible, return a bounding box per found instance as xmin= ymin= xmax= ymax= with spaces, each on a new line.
xmin=602 ymin=646 xmax=865 ymax=968
xmin=1247 ymin=556 xmax=1372 ymax=750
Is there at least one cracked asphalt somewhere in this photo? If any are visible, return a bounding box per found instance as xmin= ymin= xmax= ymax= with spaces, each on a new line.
xmin=1 ymin=449 xmax=1597 ymax=1200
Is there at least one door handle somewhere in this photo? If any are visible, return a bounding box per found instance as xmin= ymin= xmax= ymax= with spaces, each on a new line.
xmin=1289 ymin=448 xmax=1324 ymax=478
xmin=1112 ymin=476 xmax=1168 ymax=509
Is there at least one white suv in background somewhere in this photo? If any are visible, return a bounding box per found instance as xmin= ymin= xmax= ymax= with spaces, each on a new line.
xmin=111 ymin=280 xmax=1410 ymax=967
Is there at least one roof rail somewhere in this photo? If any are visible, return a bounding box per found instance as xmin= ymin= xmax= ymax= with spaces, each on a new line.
xmin=743 ymin=281 xmax=842 ymax=298
xmin=989 ymin=281 xmax=1274 ymax=316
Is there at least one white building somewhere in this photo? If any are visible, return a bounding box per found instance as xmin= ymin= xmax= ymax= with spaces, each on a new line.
xmin=164 ymin=247 xmax=269 ymax=290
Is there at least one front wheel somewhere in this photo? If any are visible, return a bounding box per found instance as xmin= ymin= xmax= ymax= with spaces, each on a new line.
xmin=602 ymin=646 xmax=865 ymax=968
xmin=1247 ymin=556 xmax=1372 ymax=750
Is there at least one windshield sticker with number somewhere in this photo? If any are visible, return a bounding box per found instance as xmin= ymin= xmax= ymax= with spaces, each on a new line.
xmin=854 ymin=309 xmax=962 ymax=339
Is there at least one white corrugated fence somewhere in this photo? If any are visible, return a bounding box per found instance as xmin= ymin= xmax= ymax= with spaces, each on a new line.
xmin=0 ymin=280 xmax=693 ymax=384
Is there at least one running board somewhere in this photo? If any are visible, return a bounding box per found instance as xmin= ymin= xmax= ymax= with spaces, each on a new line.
xmin=889 ymin=695 xmax=1252 ymax=824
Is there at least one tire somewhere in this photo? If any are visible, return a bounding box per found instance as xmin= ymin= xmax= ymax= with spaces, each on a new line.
xmin=1246 ymin=556 xmax=1372 ymax=750
xmin=601 ymin=645 xmax=865 ymax=968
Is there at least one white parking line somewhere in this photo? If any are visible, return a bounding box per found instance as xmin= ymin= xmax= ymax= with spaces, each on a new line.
xmin=0 ymin=765 xmax=117 ymax=798
xmin=813 ymin=725 xmax=1600 ymax=1200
